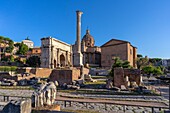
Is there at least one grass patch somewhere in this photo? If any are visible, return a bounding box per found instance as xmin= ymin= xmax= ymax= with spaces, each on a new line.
xmin=62 ymin=108 xmax=99 ymax=113
xmin=0 ymin=66 xmax=17 ymax=71
xmin=58 ymin=88 xmax=160 ymax=96
xmin=84 ymin=80 xmax=106 ymax=85
xmin=91 ymin=76 xmax=107 ymax=79
xmin=0 ymin=86 xmax=34 ymax=90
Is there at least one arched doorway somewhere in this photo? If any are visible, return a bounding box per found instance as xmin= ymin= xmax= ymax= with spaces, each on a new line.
xmin=60 ymin=54 xmax=65 ymax=67
xmin=54 ymin=59 xmax=56 ymax=68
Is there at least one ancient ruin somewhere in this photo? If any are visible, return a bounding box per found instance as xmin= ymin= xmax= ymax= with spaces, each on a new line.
xmin=41 ymin=37 xmax=72 ymax=68
xmin=1 ymin=99 xmax=32 ymax=113
xmin=32 ymin=82 xmax=57 ymax=107
xmin=114 ymin=67 xmax=142 ymax=88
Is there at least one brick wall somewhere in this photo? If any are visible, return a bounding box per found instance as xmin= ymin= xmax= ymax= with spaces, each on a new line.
xmin=17 ymin=68 xmax=52 ymax=78
xmin=35 ymin=68 xmax=52 ymax=78
xmin=114 ymin=67 xmax=125 ymax=88
xmin=16 ymin=67 xmax=81 ymax=85
xmin=101 ymin=43 xmax=128 ymax=68
xmin=49 ymin=69 xmax=80 ymax=85
xmin=114 ymin=67 xmax=141 ymax=88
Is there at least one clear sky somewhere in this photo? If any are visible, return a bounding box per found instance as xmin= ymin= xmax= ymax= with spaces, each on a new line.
xmin=0 ymin=0 xmax=170 ymax=58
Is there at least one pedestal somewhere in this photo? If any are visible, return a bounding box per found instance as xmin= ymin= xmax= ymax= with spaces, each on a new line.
xmin=73 ymin=52 xmax=83 ymax=67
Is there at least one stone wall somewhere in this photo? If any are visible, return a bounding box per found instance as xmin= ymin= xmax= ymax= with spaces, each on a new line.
xmin=114 ymin=68 xmax=125 ymax=88
xmin=49 ymin=69 xmax=80 ymax=85
xmin=34 ymin=68 xmax=52 ymax=78
xmin=16 ymin=67 xmax=85 ymax=85
xmin=114 ymin=67 xmax=141 ymax=88
xmin=124 ymin=68 xmax=141 ymax=86
xmin=101 ymin=43 xmax=128 ymax=68
xmin=1 ymin=99 xmax=31 ymax=113
xmin=82 ymin=67 xmax=89 ymax=76
xmin=17 ymin=67 xmax=52 ymax=78
xmin=101 ymin=39 xmax=137 ymax=68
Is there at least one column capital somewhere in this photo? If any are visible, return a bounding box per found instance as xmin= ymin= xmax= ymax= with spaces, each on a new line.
xmin=76 ymin=10 xmax=83 ymax=15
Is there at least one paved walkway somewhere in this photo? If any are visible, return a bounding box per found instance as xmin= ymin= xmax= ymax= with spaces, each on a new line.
xmin=57 ymin=92 xmax=167 ymax=102
xmin=155 ymin=85 xmax=169 ymax=100
xmin=56 ymin=92 xmax=169 ymax=112
xmin=56 ymin=96 xmax=168 ymax=108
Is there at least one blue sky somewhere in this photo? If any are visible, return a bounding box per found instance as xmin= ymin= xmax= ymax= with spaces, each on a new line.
xmin=0 ymin=0 xmax=170 ymax=58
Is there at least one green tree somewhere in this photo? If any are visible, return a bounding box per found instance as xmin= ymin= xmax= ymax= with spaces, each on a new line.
xmin=0 ymin=36 xmax=14 ymax=53
xmin=136 ymin=56 xmax=149 ymax=69
xmin=26 ymin=56 xmax=41 ymax=67
xmin=108 ymin=57 xmax=131 ymax=80
xmin=142 ymin=65 xmax=163 ymax=75
xmin=149 ymin=58 xmax=162 ymax=66
xmin=1 ymin=55 xmax=15 ymax=62
xmin=10 ymin=55 xmax=14 ymax=62
xmin=137 ymin=54 xmax=143 ymax=58
xmin=142 ymin=65 xmax=154 ymax=75
xmin=15 ymin=42 xmax=29 ymax=55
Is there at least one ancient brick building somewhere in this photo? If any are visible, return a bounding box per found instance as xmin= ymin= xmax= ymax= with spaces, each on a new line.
xmin=101 ymin=39 xmax=137 ymax=68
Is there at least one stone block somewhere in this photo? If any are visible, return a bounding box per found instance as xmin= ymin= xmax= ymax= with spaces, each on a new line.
xmin=1 ymin=99 xmax=31 ymax=113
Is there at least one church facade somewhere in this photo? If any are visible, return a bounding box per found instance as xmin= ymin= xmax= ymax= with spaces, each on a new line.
xmin=81 ymin=29 xmax=101 ymax=66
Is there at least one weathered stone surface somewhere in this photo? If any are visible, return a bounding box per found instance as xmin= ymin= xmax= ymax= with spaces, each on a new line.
xmin=101 ymin=39 xmax=137 ymax=68
xmin=114 ymin=67 xmax=125 ymax=88
xmin=125 ymin=110 xmax=134 ymax=113
xmin=49 ymin=69 xmax=80 ymax=85
xmin=106 ymin=79 xmax=113 ymax=89
xmin=33 ymin=82 xmax=57 ymax=107
xmin=114 ymin=67 xmax=141 ymax=88
xmin=1 ymin=99 xmax=31 ymax=113
xmin=41 ymin=37 xmax=72 ymax=68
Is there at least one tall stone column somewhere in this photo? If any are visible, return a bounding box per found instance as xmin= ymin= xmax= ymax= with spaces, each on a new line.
xmin=50 ymin=37 xmax=54 ymax=69
xmin=76 ymin=10 xmax=83 ymax=53
xmin=57 ymin=49 xmax=60 ymax=67
xmin=73 ymin=10 xmax=83 ymax=67
xmin=66 ymin=51 xmax=68 ymax=66
xmin=70 ymin=53 xmax=72 ymax=66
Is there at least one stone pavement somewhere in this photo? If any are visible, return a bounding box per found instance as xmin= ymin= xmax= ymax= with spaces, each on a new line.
xmin=0 ymin=89 xmax=34 ymax=101
xmin=56 ymin=92 xmax=169 ymax=113
xmin=58 ymin=92 xmax=168 ymax=102
xmin=56 ymin=101 xmax=167 ymax=113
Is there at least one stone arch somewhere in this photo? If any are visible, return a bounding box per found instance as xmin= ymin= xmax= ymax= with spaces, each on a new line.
xmin=54 ymin=59 xmax=56 ymax=68
xmin=60 ymin=54 xmax=65 ymax=67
